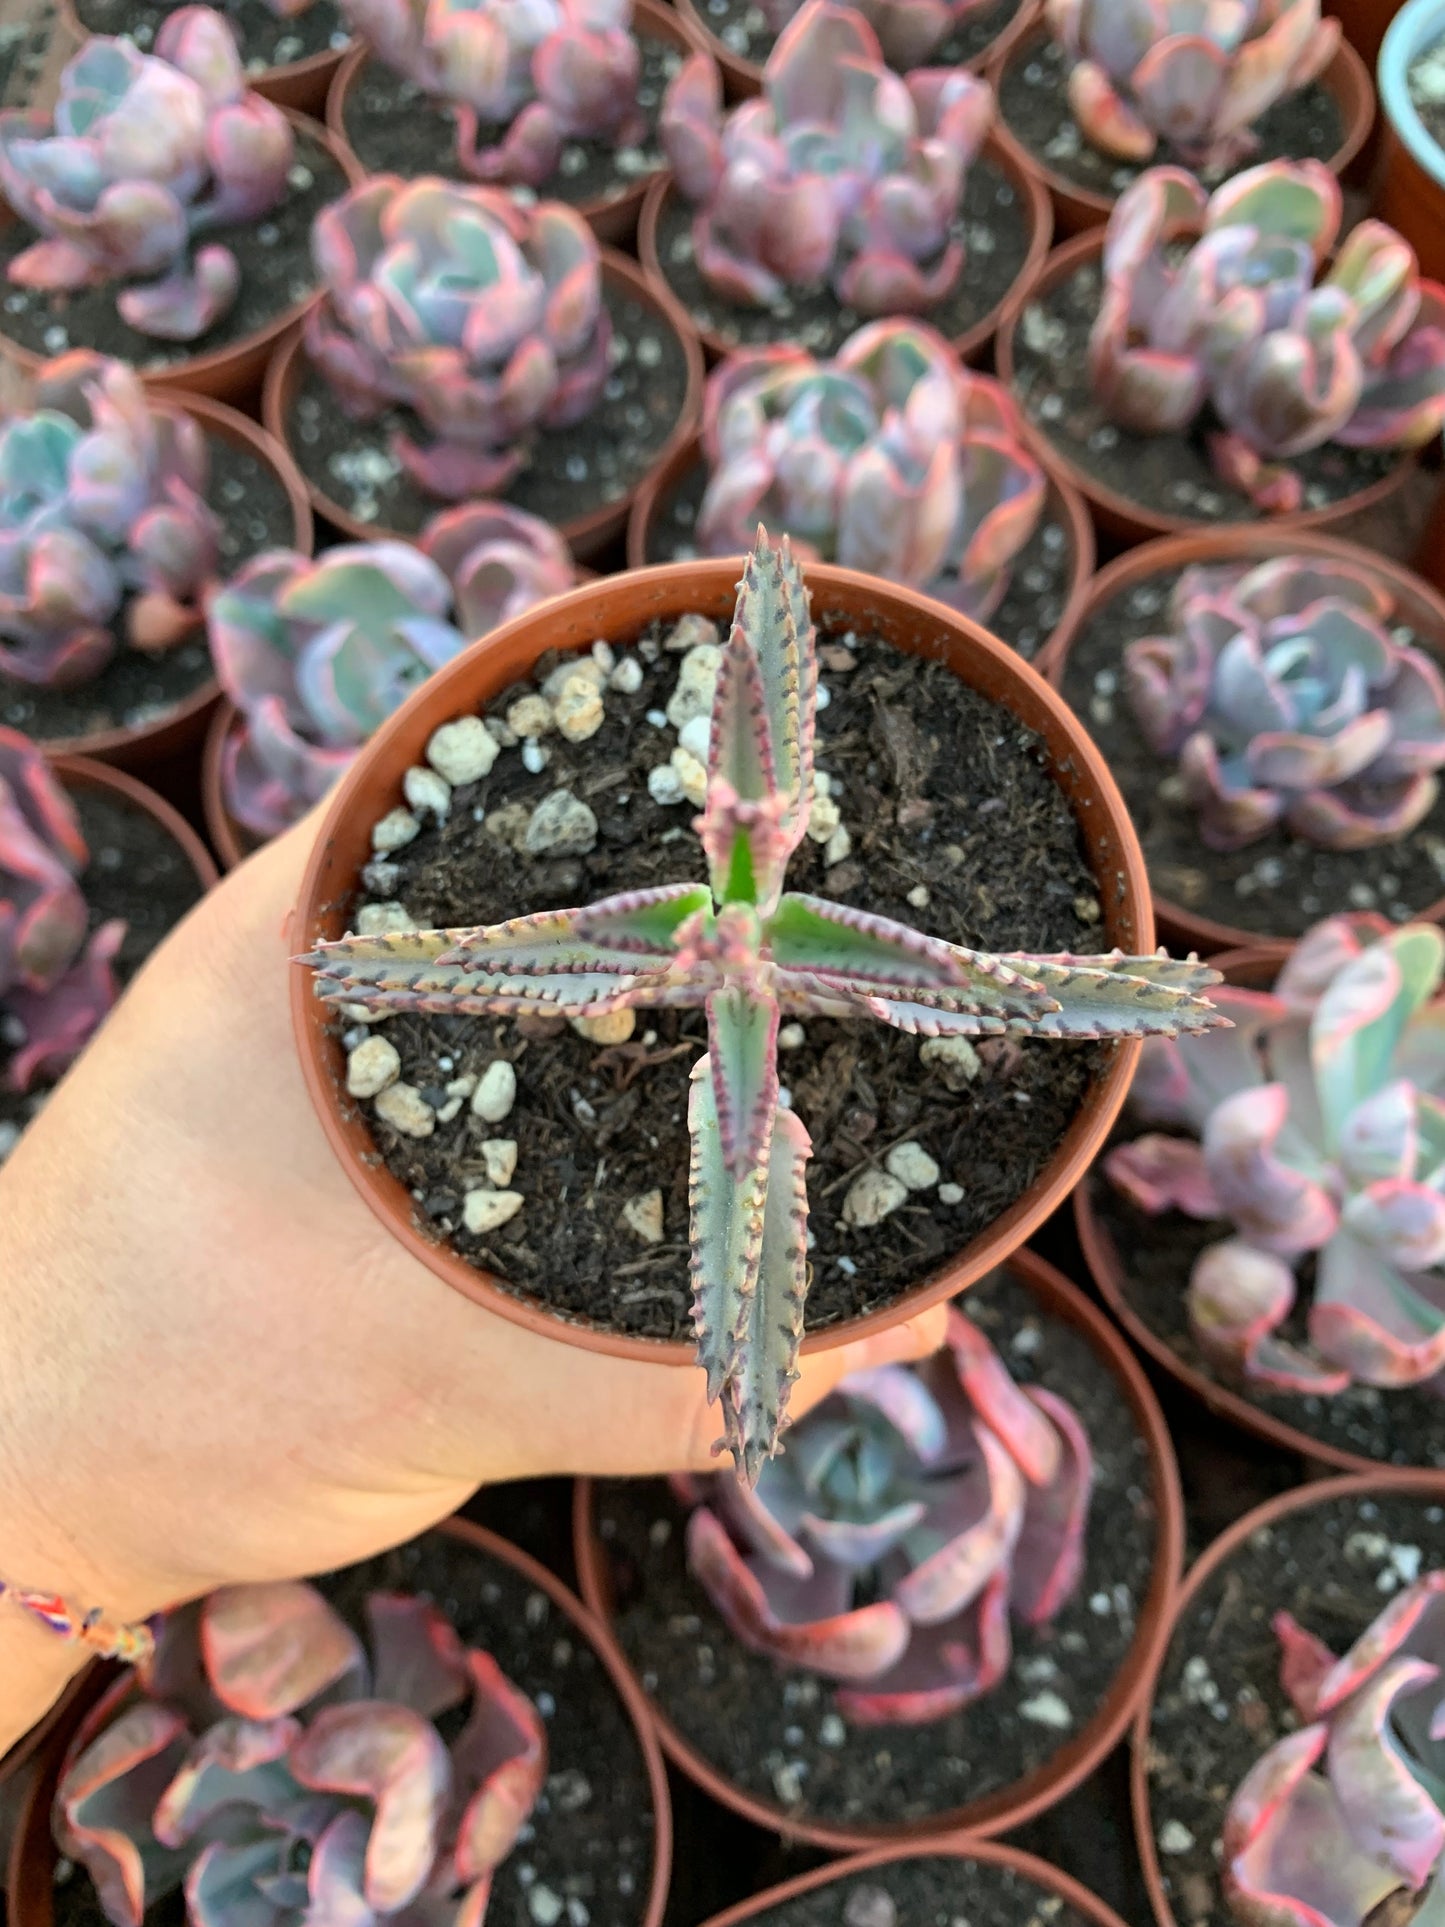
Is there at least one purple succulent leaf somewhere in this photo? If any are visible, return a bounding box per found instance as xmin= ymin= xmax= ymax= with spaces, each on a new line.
xmin=201 ymin=1581 xmax=367 ymax=1721
xmin=1205 ymin=159 xmax=1342 ymax=255
xmin=222 ymin=699 xmax=357 ymax=838
xmin=1341 ymin=1177 xmax=1445 ymax=1270
xmin=1327 ymin=220 xmax=1421 ymax=365
xmin=1180 ymin=729 xmax=1287 ymax=850
xmin=711 ymin=1462 xmax=815 ymax=1579
xmin=942 ymin=1306 xmax=1061 ymax=1486
xmin=1128 ymin=986 xmax=1288 ymax=1132
xmin=1187 ymin=1237 xmax=1349 ymax=1393
xmin=1371 ymin=648 xmax=1445 ymax=780
xmin=799 ymin=1500 xmax=928 ymax=1571
xmin=154 ymin=7 xmax=247 ymax=102
xmin=1201 ymin=1082 xmax=1339 ymax=1256
xmin=56 ymin=1702 xmax=194 ymax=1927
xmin=1067 ymin=59 xmax=1157 ymax=161
xmin=842 ymin=1364 xmax=949 ymax=1467
xmin=365 ymin=1596 xmax=471 ymax=1721
xmin=450 ymin=1649 xmax=547 ymax=1880
xmin=889 ymin=1419 xmax=1023 ymax=1626
xmin=0 ymin=728 xmax=90 ymax=994
xmin=1123 ymin=629 xmax=1215 ymax=759
xmin=834 ymin=1568 xmax=1011 ymax=1725
xmin=150 ymin=1717 xmax=301 ymax=1848
xmin=1273 ymin=1608 xmax=1339 ymax=1721
xmin=199 ymin=97 xmax=295 ymax=226
xmin=117 ymin=245 xmax=241 ymax=343
xmin=1338 ymin=322 xmax=1445 ymax=450
xmin=1011 ymin=1386 xmax=1092 ymax=1625
xmin=1336 ymin=1079 xmax=1419 ymax=1187
xmin=5 ymin=917 xmax=124 ymax=1092
xmin=1104 ymin=1132 xmax=1222 ymax=1217
xmin=660 ymin=50 xmax=725 ymax=200
xmin=304 ymin=1811 xmax=376 ymax=1927
xmin=1310 ymin=1572 xmax=1445 ymax=1714
xmin=1326 ymin=1655 xmax=1445 ymax=1888
xmin=290 ymin=1703 xmax=449 ymax=1911
xmin=184 ymin=1838 xmax=289 ymax=1927
xmin=1309 ymin=1229 xmax=1445 ymax=1388
xmin=417 ymin=503 xmax=573 ymax=637
xmin=951 ymin=432 xmax=1046 ymax=623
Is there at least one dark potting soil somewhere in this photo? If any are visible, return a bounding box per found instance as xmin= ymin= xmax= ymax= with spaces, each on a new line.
xmin=45 ymin=1529 xmax=657 ymax=1927
xmin=641 ymin=457 xmax=1081 ymax=663
xmin=997 ymin=31 xmax=1343 ymax=204
xmin=344 ymin=630 xmax=1110 ymax=1341
xmin=684 ymin=0 xmax=1023 ymax=74
xmin=734 ymin=1857 xmax=1095 ymax=1927
xmin=73 ymin=0 xmax=348 ymax=74
xmin=0 ymin=785 xmax=203 ymax=1161
xmin=286 ymin=284 xmax=692 ymax=537
xmin=1408 ymin=34 xmax=1445 ymax=157
xmin=338 ymin=37 xmax=683 ymax=215
xmin=1143 ymin=1488 xmax=1445 ymax=1927
xmin=0 ymin=424 xmax=297 ymax=746
xmin=1008 ymin=255 xmax=1400 ymax=527
xmin=590 ymin=1265 xmax=1159 ymax=1829
xmin=1091 ymin=1173 xmax=1445 ymax=1469
xmin=1056 ymin=565 xmax=1445 ymax=939
xmin=652 ymin=155 xmax=1032 ymax=356
xmin=0 ymin=130 xmax=346 ymax=376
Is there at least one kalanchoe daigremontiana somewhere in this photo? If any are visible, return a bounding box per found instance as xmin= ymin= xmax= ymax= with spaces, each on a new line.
xmin=0 ymin=727 xmax=122 ymax=1091
xmin=696 ymin=320 xmax=1044 ymax=622
xmin=0 ymin=8 xmax=294 ymax=342
xmin=0 ymin=351 xmax=222 ymax=686
xmin=54 ymin=1578 xmax=547 ymax=1927
xmin=1045 ymin=0 xmax=1339 ymax=171
xmin=302 ymin=527 xmax=1225 ymax=1478
xmin=673 ymin=1303 xmax=1091 ymax=1720
xmin=210 ymin=508 xmax=573 ymax=838
xmin=305 ymin=176 xmax=612 ymax=499
xmin=1088 ymin=161 xmax=1445 ymax=513
xmin=1106 ymin=913 xmax=1445 ymax=1397
xmin=1222 ymin=1573 xmax=1445 ymax=1927
xmin=660 ymin=0 xmax=992 ymax=315
xmin=1124 ymin=554 xmax=1445 ymax=852
xmin=338 ymin=0 xmax=645 ymax=187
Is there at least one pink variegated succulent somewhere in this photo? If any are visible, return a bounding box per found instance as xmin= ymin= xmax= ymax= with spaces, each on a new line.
xmin=1124 ymin=554 xmax=1445 ymax=852
xmin=339 ymin=0 xmax=646 ymax=187
xmin=660 ymin=0 xmax=992 ymax=315
xmin=54 ymin=1577 xmax=546 ymax=1927
xmin=1106 ymin=914 xmax=1445 ymax=1398
xmin=1089 ymin=161 xmax=1445 ymax=513
xmin=302 ymin=527 xmax=1226 ymax=1478
xmin=305 ymin=175 xmax=611 ymax=500
xmin=674 ymin=1303 xmax=1091 ymax=1721
xmin=0 ymin=726 xmax=123 ymax=1092
xmin=696 ymin=320 xmax=1045 ymax=622
xmin=0 ymin=9 xmax=294 ymax=342
xmin=1223 ymin=1572 xmax=1445 ymax=1927
xmin=1045 ymin=0 xmax=1339 ymax=171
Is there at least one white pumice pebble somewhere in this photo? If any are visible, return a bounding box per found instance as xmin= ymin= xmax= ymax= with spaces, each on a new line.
xmin=426 ymin=715 xmax=497 ymax=785
xmin=508 ymin=694 xmax=553 ymax=738
xmin=778 ymin=1023 xmax=806 ymax=1051
xmin=341 ymin=1002 xmax=391 ymax=1025
xmin=346 ymin=1035 xmax=400 ymax=1097
xmin=609 ymin=655 xmax=643 ymax=694
xmin=571 ymin=1009 xmax=636 ymax=1044
xmin=664 ymin=613 xmax=719 ymax=653
xmin=591 ymin=639 xmax=616 ymax=673
xmin=886 ymin=1141 xmax=940 ymax=1191
xmin=521 ymin=740 xmax=549 ymax=774
xmin=371 ymin=807 xmax=420 ymax=853
xmin=906 ymin=884 xmax=930 ymax=909
xmin=481 ymin=1138 xmax=518 ymax=1186
xmin=824 ymin=824 xmax=852 ymax=867
xmin=435 ymin=1096 xmax=466 ymax=1124
xmin=543 ymin=656 xmax=605 ymax=700
xmin=446 ymin=1075 xmax=477 ymax=1101
xmin=463 ymin=1189 xmax=524 ymax=1234
xmin=816 ymin=683 xmax=831 ymax=710
xmin=807 ymin=793 xmax=841 ymax=842
xmin=920 ymin=1036 xmax=981 ymax=1086
xmin=647 ymin=764 xmax=685 ymax=805
xmin=554 ymin=674 xmax=605 ymax=742
xmin=812 ymin=772 xmax=832 ymax=798
xmin=403 ymin=765 xmax=452 ymax=819
xmin=486 ymin=716 xmax=518 ymax=748
xmin=524 ymin=789 xmax=598 ymax=855
xmin=622 ymin=1189 xmax=665 ymax=1243
xmin=678 ymin=713 xmax=712 ymax=760
xmin=355 ymin=901 xmax=417 ymax=936
xmin=666 ymin=644 xmax=721 ymax=729
xmin=670 ymin=746 xmax=708 ymax=806
xmin=373 ymin=1082 xmax=435 ymax=1137
xmin=472 ymin=1060 xmax=517 ymax=1122
xmin=843 ymin=1169 xmax=907 ymax=1227
xmin=938 ymin=1181 xmax=965 ymax=1205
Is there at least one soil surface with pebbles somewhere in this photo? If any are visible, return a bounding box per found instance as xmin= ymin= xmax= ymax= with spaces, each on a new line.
xmin=732 ymin=1858 xmax=1096 ymax=1927
xmin=75 ymin=0 xmax=348 ymax=74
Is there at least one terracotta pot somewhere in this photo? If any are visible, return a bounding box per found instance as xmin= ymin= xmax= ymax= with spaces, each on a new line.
xmin=570 ymin=1246 xmax=1184 ymax=1848
xmin=1130 ymin=1469 xmax=1445 ymax=1927
xmin=994 ymin=227 xmax=1424 ymax=549
xmin=201 ymin=700 xmax=254 ymax=873
xmin=987 ymin=17 xmax=1375 ymax=236
xmin=50 ymin=753 xmax=220 ymax=897
xmin=325 ymin=0 xmax=708 ymax=250
xmin=290 ymin=558 xmax=1157 ymax=1367
xmin=636 ymin=132 xmax=1053 ymax=367
xmin=1035 ymin=524 xmax=1445 ymax=958
xmin=699 ymin=1841 xmax=1132 ymax=1927
xmin=0 ymin=116 xmax=361 ymax=411
xmin=8 ymin=395 xmax=313 ymax=777
xmin=624 ymin=427 xmax=1096 ymax=662
xmin=1328 ymin=0 xmax=1402 ymax=71
xmin=1376 ymin=0 xmax=1445 ymax=290
xmin=262 ymin=253 xmax=705 ymax=562
xmin=670 ymin=0 xmax=1040 ymax=99
xmin=56 ymin=0 xmax=346 ymax=113
xmin=5 ymin=1519 xmax=671 ymax=1927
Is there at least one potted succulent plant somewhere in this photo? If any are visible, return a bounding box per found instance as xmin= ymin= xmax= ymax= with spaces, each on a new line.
xmin=995 ymin=159 xmax=1445 ymax=546
xmin=5 ymin=1519 xmax=672 ymax=1927
xmin=262 ymin=173 xmax=703 ymax=561
xmin=987 ymin=0 xmax=1373 ymax=237
xmin=1038 ymin=528 xmax=1445 ymax=956
xmin=325 ymin=0 xmax=708 ymax=247
xmin=697 ymin=1840 xmax=1132 ymax=1927
xmin=1 ymin=728 xmax=217 ymax=1169
xmin=638 ymin=0 xmax=1052 ymax=364
xmin=1378 ymin=0 xmax=1445 ymax=293
xmin=1131 ymin=1468 xmax=1445 ymax=1927
xmin=59 ymin=0 xmax=351 ymax=115
xmin=201 ymin=505 xmax=577 ymax=868
xmin=1079 ymin=913 xmax=1445 ymax=1478
xmin=1 ymin=352 xmax=312 ymax=773
xmin=626 ymin=318 xmax=1094 ymax=664
xmin=572 ymin=1249 xmax=1183 ymax=1846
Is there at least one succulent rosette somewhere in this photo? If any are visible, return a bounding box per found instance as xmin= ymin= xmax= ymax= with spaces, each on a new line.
xmin=54 ymin=1577 xmax=546 ymax=1927
xmin=0 ymin=7 xmax=294 ymax=341
xmin=749 ymin=0 xmax=1021 ymax=70
xmin=305 ymin=175 xmax=612 ymax=499
xmin=660 ymin=0 xmax=992 ymax=314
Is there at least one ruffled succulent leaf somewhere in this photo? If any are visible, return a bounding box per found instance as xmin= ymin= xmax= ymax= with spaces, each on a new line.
xmin=1188 ymin=1237 xmax=1351 ymax=1393
xmin=201 ymin=1581 xmax=367 ymax=1721
xmin=1102 ymin=1132 xmax=1221 ymax=1217
xmin=450 ymin=1649 xmax=548 ymax=1879
xmin=289 ymin=1703 xmax=449 ymax=1911
xmin=365 ymin=1595 xmax=471 ymax=1721
xmin=4 ymin=917 xmax=124 ymax=1092
xmin=151 ymin=1718 xmax=301 ymax=1848
xmin=56 ymin=1703 xmax=194 ymax=1927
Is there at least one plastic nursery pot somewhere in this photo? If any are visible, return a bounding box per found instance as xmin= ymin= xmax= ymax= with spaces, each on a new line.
xmin=261 ymin=252 xmax=705 ymax=563
xmin=290 ymin=556 xmax=1157 ymax=1369
xmin=571 ymin=1246 xmax=1185 ymax=1848
xmin=200 ymin=699 xmax=254 ymax=873
xmin=635 ymin=131 xmax=1053 ymax=367
xmin=994 ymin=227 xmax=1424 ymax=549
xmin=0 ymin=116 xmax=362 ymax=411
xmin=1376 ymin=0 xmax=1445 ymax=290
xmin=324 ymin=0 xmax=709 ymax=251
xmin=4 ymin=1519 xmax=673 ymax=1927
xmin=986 ymin=15 xmax=1374 ymax=237
xmin=1035 ymin=524 xmax=1445 ymax=959
xmin=49 ymin=753 xmax=221 ymax=897
xmin=624 ymin=427 xmax=1097 ymax=662
xmin=1129 ymin=1468 xmax=1445 ymax=1927
xmin=55 ymin=0 xmax=347 ymax=114
xmin=7 ymin=394 xmax=314 ymax=777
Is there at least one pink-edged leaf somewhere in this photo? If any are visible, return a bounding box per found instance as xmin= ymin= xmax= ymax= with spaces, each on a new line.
xmin=201 ymin=1582 xmax=364 ymax=1719
xmin=942 ymin=1307 xmax=1059 ymax=1486
xmin=835 ymin=1569 xmax=1012 ymax=1726
xmin=1103 ymin=1133 xmax=1221 ymax=1218
xmin=451 ymin=1650 xmax=547 ymax=1880
xmin=365 ymin=1595 xmax=470 ymax=1721
xmin=289 ymin=1702 xmax=449 ymax=1911
xmin=706 ymin=984 xmax=779 ymax=1184
xmin=687 ymin=1049 xmax=770 ymax=1410
xmin=4 ymin=918 xmax=124 ymax=1093
xmin=766 ymin=894 xmax=970 ymax=991
xmin=571 ymin=882 xmax=713 ymax=958
xmin=305 ymin=1811 xmax=376 ymax=1927
xmin=151 ymin=1717 xmax=300 ymax=1847
xmin=1326 ymin=1655 xmax=1445 ymax=1888
xmin=1343 ymin=1178 xmax=1445 ymax=1270
xmin=56 ymin=1702 xmax=193 ymax=1927
xmin=732 ymin=529 xmax=815 ymax=849
xmin=799 ymin=1501 xmax=927 ymax=1572
xmin=1202 ymin=1084 xmax=1338 ymax=1256
xmin=1337 ymin=1080 xmax=1419 ymax=1187
xmin=711 ymin=1465 xmax=814 ymax=1580
xmin=1312 ymin=926 xmax=1445 ymax=1144
xmin=841 ymin=1364 xmax=949 ymax=1468
xmin=1273 ymin=1610 xmax=1339 ymax=1722
xmin=1188 ymin=1239 xmax=1349 ymax=1395
xmin=1011 ymin=1387 xmax=1092 ymax=1625
xmin=1276 ymin=913 xmax=1393 ymax=1014
xmin=1311 ymin=1573 xmax=1445 ymax=1716
xmin=184 ymin=1838 xmax=286 ymax=1927
xmin=1310 ymin=1231 xmax=1445 ymax=1388
xmin=891 ymin=1419 xmax=1024 ymax=1626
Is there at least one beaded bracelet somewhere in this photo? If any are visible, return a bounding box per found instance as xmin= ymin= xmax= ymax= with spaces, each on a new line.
xmin=0 ymin=1577 xmax=155 ymax=1663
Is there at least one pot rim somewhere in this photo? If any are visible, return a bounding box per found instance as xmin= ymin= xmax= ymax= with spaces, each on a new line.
xmin=1380 ymin=0 xmax=1445 ymax=192
xmin=1034 ymin=523 xmax=1445 ymax=957
xmin=201 ymin=699 xmax=252 ymax=875
xmin=56 ymin=0 xmax=348 ymax=104
xmin=288 ymin=554 xmax=1155 ymax=1367
xmin=571 ymin=1244 xmax=1185 ymax=1849
xmin=49 ymin=753 xmax=220 ymax=896
xmin=1129 ymin=1467 xmax=1445 ymax=1927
